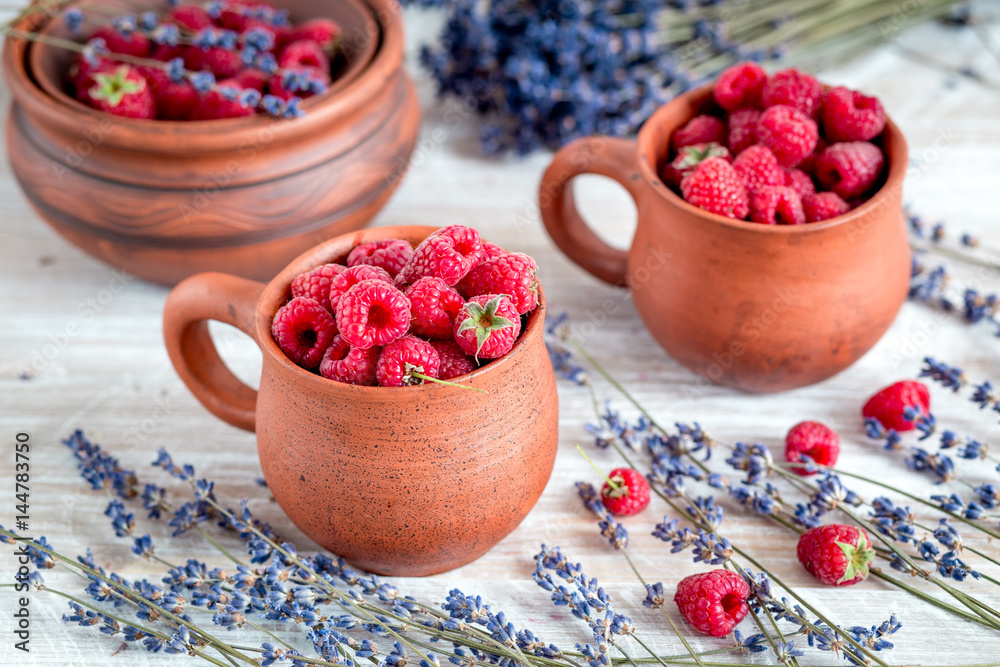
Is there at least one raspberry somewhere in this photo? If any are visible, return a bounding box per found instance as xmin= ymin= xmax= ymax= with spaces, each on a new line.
xmin=674 ymin=570 xmax=750 ymax=637
xmin=797 ymin=524 xmax=875 ymax=586
xmin=154 ymin=81 xmax=199 ymax=121
xmin=761 ymin=68 xmax=823 ymax=118
xmin=186 ymin=47 xmax=243 ymax=79
xmin=822 ymin=86 xmax=887 ymax=142
xmin=713 ymin=61 xmax=767 ymax=111
xmin=279 ymin=40 xmax=331 ymax=72
xmin=429 ymin=340 xmax=478 ymax=379
xmin=481 ymin=242 xmax=507 ymax=261
xmin=600 ymin=468 xmax=650 ymax=516
xmin=405 ymin=277 xmax=466 ymax=339
xmin=166 ymin=5 xmax=213 ymax=31
xmin=287 ymin=18 xmax=341 ymax=50
xmin=726 ymin=108 xmax=760 ymax=155
xmin=271 ymin=296 xmax=337 ymax=369
xmin=862 ymin=380 xmax=930 ymax=432
xmin=732 ymin=145 xmax=783 ymax=195
xmin=460 ymin=252 xmax=539 ymax=315
xmin=454 ymin=294 xmax=521 ymax=360
xmin=785 ymin=421 xmax=839 ymax=476
xmin=291 ymin=263 xmax=347 ymax=312
xmin=233 ymin=68 xmax=270 ymax=93
xmin=91 ymin=26 xmax=151 ymax=58
xmin=376 ymin=335 xmax=440 ymax=387
xmin=783 ymin=168 xmax=815 ymax=198
xmin=661 ymin=143 xmax=730 ymax=188
xmin=814 ymin=142 xmax=885 ymax=200
xmin=189 ymin=85 xmax=256 ymax=121
xmin=749 ymin=186 xmax=805 ymax=225
xmin=802 ymin=192 xmax=850 ymax=223
xmin=680 ymin=157 xmax=749 ymax=220
xmin=319 ymin=334 xmax=379 ymax=386
xmin=756 ymin=105 xmax=818 ymax=168
xmin=79 ymin=64 xmax=156 ymax=120
xmin=335 ymin=280 xmax=411 ymax=350
xmin=328 ymin=265 xmax=393 ymax=311
xmin=398 ymin=225 xmax=485 ymax=287
xmin=347 ymin=239 xmax=414 ymax=278
xmin=69 ymin=55 xmax=115 ymax=91
xmin=672 ymin=115 xmax=726 ymax=151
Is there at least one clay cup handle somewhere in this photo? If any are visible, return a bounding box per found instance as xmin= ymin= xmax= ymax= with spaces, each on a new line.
xmin=539 ymin=136 xmax=645 ymax=286
xmin=163 ymin=273 xmax=266 ymax=433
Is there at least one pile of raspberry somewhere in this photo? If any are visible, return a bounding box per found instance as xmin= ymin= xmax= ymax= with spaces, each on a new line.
xmin=271 ymin=225 xmax=541 ymax=387
xmin=66 ymin=2 xmax=339 ymax=120
xmin=661 ymin=61 xmax=889 ymax=224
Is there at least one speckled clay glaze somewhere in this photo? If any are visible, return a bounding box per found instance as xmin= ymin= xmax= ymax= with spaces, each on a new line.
xmin=163 ymin=226 xmax=559 ymax=576
xmin=539 ymin=85 xmax=910 ymax=393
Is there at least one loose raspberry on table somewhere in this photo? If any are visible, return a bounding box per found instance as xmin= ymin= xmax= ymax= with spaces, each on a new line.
xmin=430 ymin=340 xmax=478 ymax=380
xmin=347 ymin=239 xmax=414 ymax=278
xmin=328 ymin=264 xmax=393 ymax=311
xmin=862 ymin=380 xmax=931 ymax=432
xmin=291 ymin=263 xmax=347 ymax=312
xmin=797 ymin=524 xmax=875 ymax=586
xmin=661 ymin=143 xmax=731 ymax=188
xmin=732 ymin=145 xmax=783 ymax=195
xmin=601 ymin=468 xmax=650 ymax=516
xmin=749 ymin=186 xmax=805 ymax=225
xmin=271 ymin=296 xmax=337 ymax=369
xmin=680 ymin=157 xmax=749 ymax=220
xmin=761 ymin=68 xmax=824 ymax=118
xmin=802 ymin=192 xmax=850 ymax=222
xmin=335 ymin=279 xmax=411 ymax=350
xmin=376 ymin=335 xmax=441 ymax=387
xmin=398 ymin=225 xmax=485 ymax=287
xmin=783 ymin=168 xmax=816 ymax=198
xmin=756 ymin=105 xmax=818 ymax=168
xmin=814 ymin=141 xmax=885 ymax=200
xmin=674 ymin=570 xmax=750 ymax=637
xmin=406 ymin=277 xmax=466 ymax=339
xmin=319 ymin=335 xmax=379 ymax=386
xmin=713 ymin=61 xmax=767 ymax=111
xmin=785 ymin=421 xmax=840 ymax=475
xmin=672 ymin=115 xmax=726 ymax=151
xmin=454 ymin=294 xmax=521 ymax=360
xmin=822 ymin=86 xmax=887 ymax=142
xmin=726 ymin=108 xmax=760 ymax=155
xmin=460 ymin=252 xmax=539 ymax=315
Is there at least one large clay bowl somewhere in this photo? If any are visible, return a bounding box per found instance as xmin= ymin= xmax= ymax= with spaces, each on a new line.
xmin=162 ymin=226 xmax=559 ymax=576
xmin=540 ymin=84 xmax=909 ymax=393
xmin=4 ymin=0 xmax=419 ymax=286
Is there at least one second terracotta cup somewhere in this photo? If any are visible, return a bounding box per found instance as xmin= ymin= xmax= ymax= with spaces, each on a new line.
xmin=539 ymin=86 xmax=910 ymax=393
xmin=163 ymin=226 xmax=558 ymax=576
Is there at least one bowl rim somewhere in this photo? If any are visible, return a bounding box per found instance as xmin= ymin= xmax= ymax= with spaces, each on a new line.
xmin=635 ymin=83 xmax=908 ymax=234
xmin=252 ymin=225 xmax=548 ymax=394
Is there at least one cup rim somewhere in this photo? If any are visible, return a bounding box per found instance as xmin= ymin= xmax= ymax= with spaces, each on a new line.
xmin=252 ymin=225 xmax=547 ymax=393
xmin=634 ymin=83 xmax=908 ymax=234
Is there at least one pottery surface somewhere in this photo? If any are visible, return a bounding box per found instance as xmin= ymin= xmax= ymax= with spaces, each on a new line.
xmin=162 ymin=226 xmax=559 ymax=576
xmin=4 ymin=0 xmax=419 ymax=286
xmin=539 ymin=85 xmax=910 ymax=393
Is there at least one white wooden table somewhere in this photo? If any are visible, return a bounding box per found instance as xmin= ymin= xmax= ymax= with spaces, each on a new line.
xmin=3 ymin=8 xmax=1000 ymax=666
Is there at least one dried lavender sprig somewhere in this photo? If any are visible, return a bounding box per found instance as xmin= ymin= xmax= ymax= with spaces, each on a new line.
xmin=922 ymin=357 xmax=1000 ymax=416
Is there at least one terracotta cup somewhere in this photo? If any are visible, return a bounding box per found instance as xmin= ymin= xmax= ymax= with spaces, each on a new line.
xmin=162 ymin=226 xmax=559 ymax=576
xmin=539 ymin=86 xmax=909 ymax=393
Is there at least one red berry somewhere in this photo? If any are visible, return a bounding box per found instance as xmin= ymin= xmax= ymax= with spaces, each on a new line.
xmin=785 ymin=421 xmax=839 ymax=475
xmin=189 ymin=84 xmax=256 ymax=121
xmin=783 ymin=168 xmax=815 ymax=198
xmin=661 ymin=143 xmax=730 ymax=188
xmin=454 ymin=294 xmax=521 ymax=359
xmin=862 ymin=380 xmax=931 ymax=432
xmin=802 ymin=192 xmax=850 ymax=223
xmin=233 ymin=68 xmax=270 ymax=93
xmin=398 ymin=225 xmax=485 ymax=287
xmin=756 ymin=105 xmax=818 ymax=168
xmin=328 ymin=264 xmax=393 ymax=311
xmin=732 ymin=145 xmax=783 ymax=195
xmin=347 ymin=239 xmax=414 ymax=278
xmin=287 ymin=18 xmax=341 ymax=50
xmin=761 ymin=68 xmax=823 ymax=118
xmin=460 ymin=252 xmax=539 ymax=315
xmin=186 ymin=47 xmax=243 ymax=79
xmin=406 ymin=277 xmax=466 ymax=339
xmin=674 ymin=570 xmax=750 ymax=637
xmin=480 ymin=242 xmax=507 ymax=261
xmin=279 ymin=40 xmax=331 ymax=72
xmin=726 ymin=108 xmax=760 ymax=155
xmin=822 ymin=86 xmax=887 ymax=142
xmin=376 ymin=335 xmax=440 ymax=387
xmin=68 ymin=55 xmax=115 ymax=92
xmin=429 ymin=340 xmax=478 ymax=380
xmin=673 ymin=115 xmax=726 ymax=151
xmin=155 ymin=81 xmax=199 ymax=121
xmin=166 ymin=6 xmax=213 ymax=31
xmin=335 ymin=280 xmax=411 ymax=350
xmin=797 ymin=524 xmax=875 ymax=586
xmin=749 ymin=186 xmax=805 ymax=225
xmin=319 ymin=334 xmax=379 ymax=386
xmin=680 ymin=157 xmax=749 ymax=220
xmin=713 ymin=61 xmax=767 ymax=111
xmin=814 ymin=142 xmax=885 ymax=200
xmin=79 ymin=64 xmax=156 ymax=120
xmin=291 ymin=263 xmax=347 ymax=312
xmin=271 ymin=296 xmax=337 ymax=369
xmin=91 ymin=26 xmax=151 ymax=58
xmin=600 ymin=468 xmax=650 ymax=516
